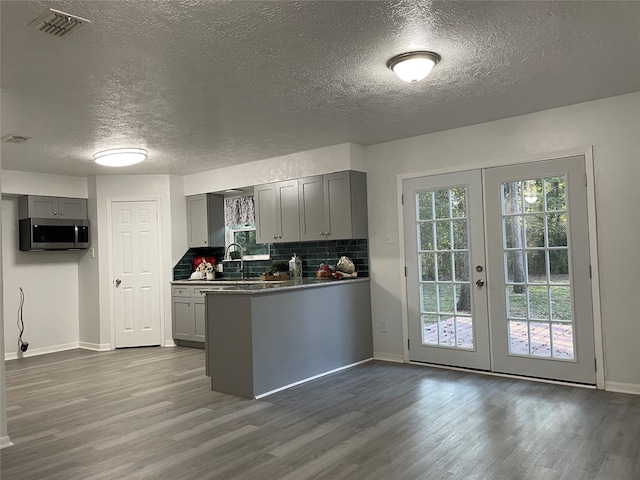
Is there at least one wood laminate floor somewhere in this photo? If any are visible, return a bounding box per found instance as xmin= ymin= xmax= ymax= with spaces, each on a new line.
xmin=1 ymin=347 xmax=639 ymax=480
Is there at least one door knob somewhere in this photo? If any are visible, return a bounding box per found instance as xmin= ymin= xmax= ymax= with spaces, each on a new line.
xmin=475 ymin=279 xmax=485 ymax=288
xmin=115 ymin=279 xmax=122 ymax=287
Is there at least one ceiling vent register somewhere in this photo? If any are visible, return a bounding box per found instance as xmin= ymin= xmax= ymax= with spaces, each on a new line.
xmin=1 ymin=135 xmax=30 ymax=144
xmin=28 ymin=8 xmax=90 ymax=38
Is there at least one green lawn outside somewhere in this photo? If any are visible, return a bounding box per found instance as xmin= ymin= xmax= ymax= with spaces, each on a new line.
xmin=421 ymin=274 xmax=572 ymax=321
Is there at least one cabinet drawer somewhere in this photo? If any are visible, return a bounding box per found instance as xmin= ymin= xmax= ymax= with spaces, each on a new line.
xmin=172 ymin=286 xmax=192 ymax=297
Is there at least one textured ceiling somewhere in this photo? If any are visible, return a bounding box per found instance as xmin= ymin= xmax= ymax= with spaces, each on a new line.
xmin=1 ymin=1 xmax=639 ymax=177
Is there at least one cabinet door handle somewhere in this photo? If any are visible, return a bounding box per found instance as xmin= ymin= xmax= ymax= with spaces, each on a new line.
xmin=54 ymin=211 xmax=58 ymax=215
xmin=203 ymin=241 xmax=207 ymax=244
xmin=273 ymin=235 xmax=278 ymax=240
xmin=60 ymin=212 xmax=64 ymax=216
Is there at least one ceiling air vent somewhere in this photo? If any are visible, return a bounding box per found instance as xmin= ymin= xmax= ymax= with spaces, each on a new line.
xmin=27 ymin=8 xmax=91 ymax=39
xmin=1 ymin=135 xmax=30 ymax=144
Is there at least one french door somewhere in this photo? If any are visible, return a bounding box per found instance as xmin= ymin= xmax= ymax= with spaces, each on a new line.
xmin=404 ymin=170 xmax=490 ymax=370
xmin=403 ymin=156 xmax=596 ymax=384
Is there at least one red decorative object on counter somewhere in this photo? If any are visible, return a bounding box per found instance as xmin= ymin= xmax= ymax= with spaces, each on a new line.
xmin=193 ymin=256 xmax=216 ymax=270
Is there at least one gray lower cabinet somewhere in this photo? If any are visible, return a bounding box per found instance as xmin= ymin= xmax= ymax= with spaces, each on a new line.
xmin=187 ymin=194 xmax=225 ymax=248
xmin=172 ymin=286 xmax=205 ymax=344
xmin=19 ymin=195 xmax=87 ymax=219
xmin=254 ymin=180 xmax=300 ymax=243
xmin=298 ymin=170 xmax=368 ymax=241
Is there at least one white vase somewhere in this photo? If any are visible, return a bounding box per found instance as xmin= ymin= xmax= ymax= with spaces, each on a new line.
xmin=206 ymin=272 xmax=214 ymax=280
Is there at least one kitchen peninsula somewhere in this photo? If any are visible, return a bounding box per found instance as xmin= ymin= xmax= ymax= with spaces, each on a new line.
xmin=184 ymin=278 xmax=373 ymax=399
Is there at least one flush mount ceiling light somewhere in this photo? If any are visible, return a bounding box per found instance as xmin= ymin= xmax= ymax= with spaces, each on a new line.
xmin=94 ymin=148 xmax=148 ymax=167
xmin=387 ymin=51 xmax=441 ymax=83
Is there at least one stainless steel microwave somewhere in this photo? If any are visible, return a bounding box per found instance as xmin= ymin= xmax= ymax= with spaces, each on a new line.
xmin=19 ymin=218 xmax=90 ymax=251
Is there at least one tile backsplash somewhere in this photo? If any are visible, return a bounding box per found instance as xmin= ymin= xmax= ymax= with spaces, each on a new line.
xmin=173 ymin=239 xmax=369 ymax=280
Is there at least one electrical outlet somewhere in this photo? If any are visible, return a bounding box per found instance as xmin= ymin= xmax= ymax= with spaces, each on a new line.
xmin=380 ymin=320 xmax=388 ymax=333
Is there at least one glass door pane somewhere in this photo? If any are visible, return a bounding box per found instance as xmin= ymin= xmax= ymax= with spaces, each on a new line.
xmin=418 ymin=187 xmax=473 ymax=349
xmin=501 ymin=177 xmax=575 ymax=359
xmin=484 ymin=156 xmax=596 ymax=384
xmin=403 ymin=170 xmax=490 ymax=371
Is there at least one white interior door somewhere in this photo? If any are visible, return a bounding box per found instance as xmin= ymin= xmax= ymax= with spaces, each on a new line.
xmin=404 ymin=156 xmax=596 ymax=384
xmin=403 ymin=171 xmax=491 ymax=370
xmin=111 ymin=201 xmax=162 ymax=348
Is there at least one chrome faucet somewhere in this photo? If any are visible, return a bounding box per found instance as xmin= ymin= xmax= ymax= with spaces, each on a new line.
xmin=225 ymin=243 xmax=244 ymax=278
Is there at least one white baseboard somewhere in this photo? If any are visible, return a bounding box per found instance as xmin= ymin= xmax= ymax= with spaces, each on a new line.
xmin=4 ymin=342 xmax=78 ymax=361
xmin=605 ymin=381 xmax=640 ymax=395
xmin=255 ymin=358 xmax=374 ymax=399
xmin=4 ymin=339 xmax=176 ymax=360
xmin=0 ymin=436 xmax=14 ymax=450
xmin=373 ymin=352 xmax=405 ymax=363
xmin=78 ymin=342 xmax=111 ymax=352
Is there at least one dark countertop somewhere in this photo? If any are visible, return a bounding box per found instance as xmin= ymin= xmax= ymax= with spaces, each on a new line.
xmin=171 ymin=277 xmax=369 ymax=295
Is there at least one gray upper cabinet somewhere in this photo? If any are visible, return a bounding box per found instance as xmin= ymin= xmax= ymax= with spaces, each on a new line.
xmin=19 ymin=195 xmax=87 ymax=220
xmin=299 ymin=171 xmax=368 ymax=241
xmin=298 ymin=176 xmax=325 ymax=241
xmin=254 ymin=180 xmax=300 ymax=243
xmin=187 ymin=194 xmax=225 ymax=248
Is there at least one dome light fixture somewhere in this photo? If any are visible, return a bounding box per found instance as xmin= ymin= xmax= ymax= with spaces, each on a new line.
xmin=94 ymin=148 xmax=148 ymax=167
xmin=387 ymin=51 xmax=441 ymax=83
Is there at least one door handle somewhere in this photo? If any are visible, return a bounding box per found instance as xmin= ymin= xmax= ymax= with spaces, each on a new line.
xmin=115 ymin=279 xmax=122 ymax=287
xmin=476 ymin=279 xmax=485 ymax=288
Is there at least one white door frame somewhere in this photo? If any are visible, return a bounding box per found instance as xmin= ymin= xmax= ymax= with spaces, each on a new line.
xmin=396 ymin=146 xmax=605 ymax=389
xmin=106 ymin=196 xmax=166 ymax=349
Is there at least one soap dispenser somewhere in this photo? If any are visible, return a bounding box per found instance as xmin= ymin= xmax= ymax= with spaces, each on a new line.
xmin=289 ymin=253 xmax=302 ymax=277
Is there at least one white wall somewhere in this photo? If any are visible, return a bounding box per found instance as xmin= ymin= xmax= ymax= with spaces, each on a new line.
xmin=1 ymin=172 xmax=88 ymax=358
xmin=2 ymin=197 xmax=80 ymax=358
xmin=169 ymin=175 xmax=188 ymax=267
xmin=78 ymin=177 xmax=102 ymax=348
xmin=184 ymin=142 xmax=365 ymax=195
xmin=366 ymin=92 xmax=640 ymax=392
xmin=0 ymin=162 xmax=12 ymax=449
xmin=1 ymin=170 xmax=87 ymax=198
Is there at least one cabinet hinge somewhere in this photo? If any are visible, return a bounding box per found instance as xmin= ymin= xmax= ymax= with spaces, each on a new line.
xmin=404 ymin=266 xmax=407 ymax=277
xmin=401 ymin=194 xmax=404 ymax=205
xmin=594 ymin=358 xmax=597 ymax=371
xmin=585 ymin=173 xmax=588 ymax=187
xmin=408 ymin=338 xmax=410 ymax=350
xmin=589 ymin=265 xmax=592 ymax=278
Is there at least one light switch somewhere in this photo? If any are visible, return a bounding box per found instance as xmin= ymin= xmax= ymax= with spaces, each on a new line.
xmin=385 ymin=233 xmax=397 ymax=244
